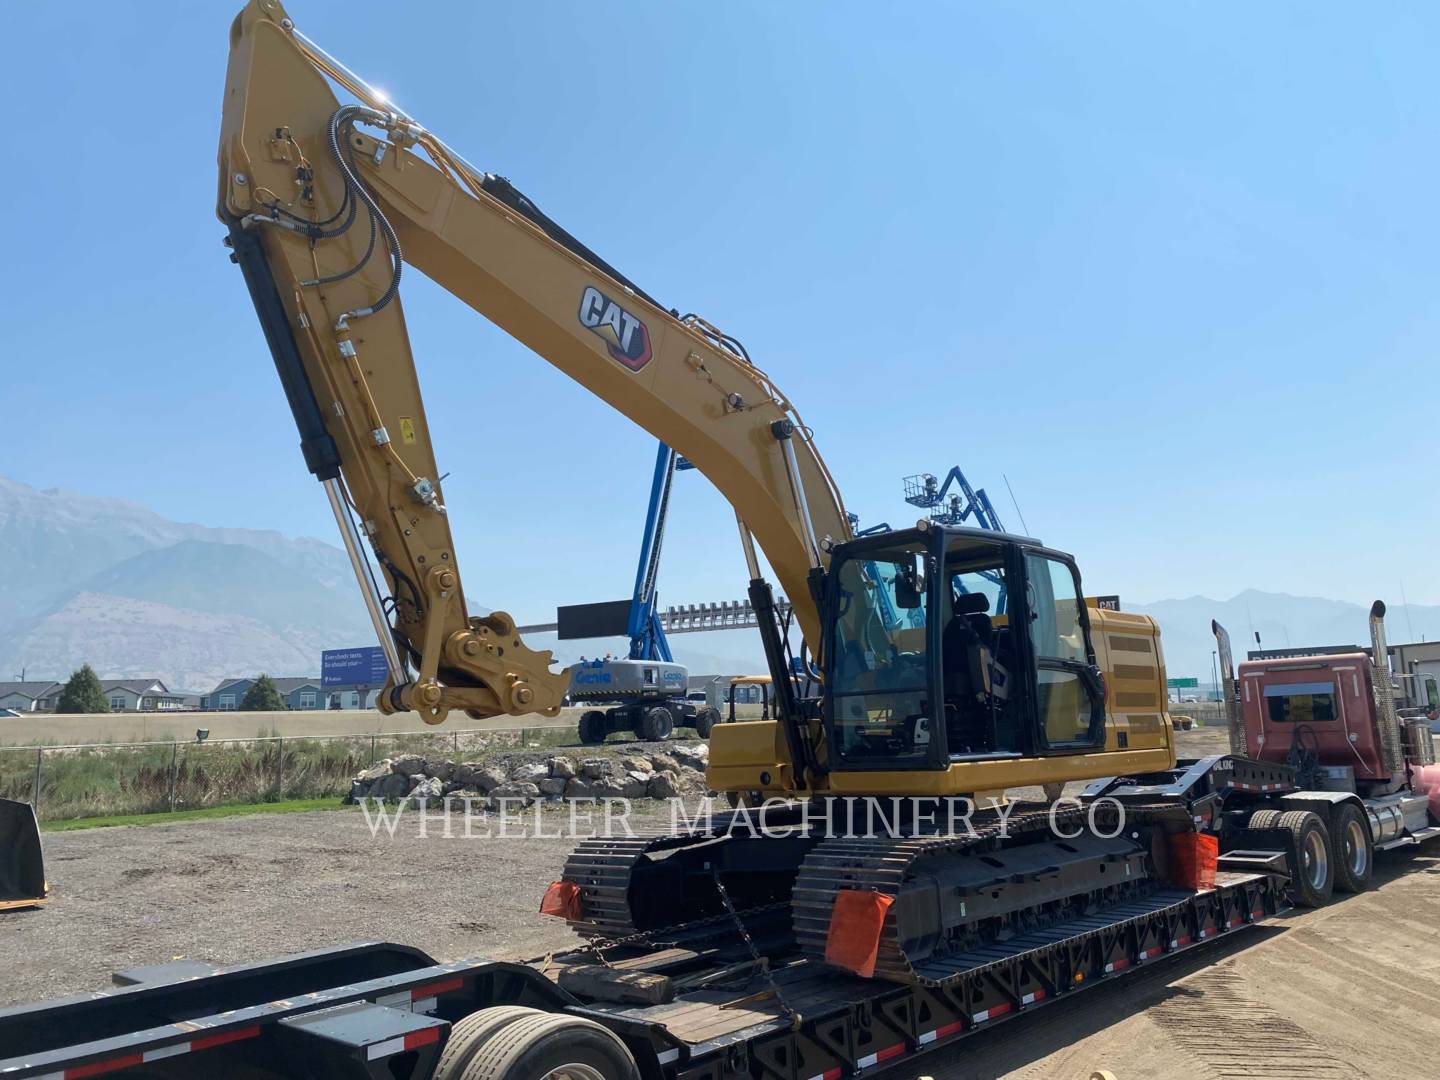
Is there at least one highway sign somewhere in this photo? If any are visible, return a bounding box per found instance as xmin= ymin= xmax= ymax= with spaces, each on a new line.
xmin=1167 ymin=677 xmax=1199 ymax=688
xmin=322 ymin=646 xmax=388 ymax=687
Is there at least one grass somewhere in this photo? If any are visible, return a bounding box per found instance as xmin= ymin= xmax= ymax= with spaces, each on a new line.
xmin=0 ymin=726 xmax=583 ymax=825
xmin=40 ymin=797 xmax=351 ymax=832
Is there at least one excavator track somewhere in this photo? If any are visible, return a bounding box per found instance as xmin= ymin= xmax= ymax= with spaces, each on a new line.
xmin=791 ymin=800 xmax=1189 ymax=984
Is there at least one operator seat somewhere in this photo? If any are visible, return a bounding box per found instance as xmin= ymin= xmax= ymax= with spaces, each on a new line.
xmin=943 ymin=593 xmax=998 ymax=754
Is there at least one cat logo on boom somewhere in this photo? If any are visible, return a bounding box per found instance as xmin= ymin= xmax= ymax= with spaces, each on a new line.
xmin=579 ymin=285 xmax=652 ymax=371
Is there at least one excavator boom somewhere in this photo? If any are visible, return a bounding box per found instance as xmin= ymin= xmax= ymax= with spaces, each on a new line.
xmin=218 ymin=1 xmax=850 ymax=723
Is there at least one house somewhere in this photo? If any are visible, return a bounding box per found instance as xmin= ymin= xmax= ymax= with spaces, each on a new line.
xmin=0 ymin=681 xmax=62 ymax=713
xmin=101 ymin=679 xmax=185 ymax=712
xmin=202 ymin=677 xmax=378 ymax=711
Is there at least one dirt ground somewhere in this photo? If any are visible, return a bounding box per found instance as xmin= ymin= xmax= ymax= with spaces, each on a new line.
xmin=7 ymin=726 xmax=1438 ymax=1079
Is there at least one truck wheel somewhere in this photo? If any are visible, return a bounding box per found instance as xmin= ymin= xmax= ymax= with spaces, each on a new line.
xmin=460 ymin=1013 xmax=640 ymax=1080
xmin=1279 ymin=810 xmax=1334 ymax=907
xmin=640 ymin=706 xmax=674 ymax=742
xmin=1330 ymin=802 xmax=1373 ymax=894
xmin=578 ymin=711 xmax=607 ymax=745
xmin=435 ymin=1006 xmax=546 ymax=1080
xmin=693 ymin=706 xmax=720 ymax=739
xmin=1248 ymin=808 xmax=1284 ymax=830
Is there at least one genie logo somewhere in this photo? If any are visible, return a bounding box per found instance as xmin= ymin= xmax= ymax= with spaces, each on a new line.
xmin=661 ymin=670 xmax=685 ymax=684
xmin=579 ymin=285 xmax=652 ymax=371
xmin=574 ymin=671 xmax=613 ymax=686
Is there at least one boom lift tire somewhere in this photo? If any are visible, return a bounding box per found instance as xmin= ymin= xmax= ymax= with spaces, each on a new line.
xmin=578 ymin=711 xmax=607 ymax=746
xmin=693 ymin=706 xmax=720 ymax=739
xmin=640 ymin=706 xmax=674 ymax=742
xmin=1279 ymin=809 xmax=1334 ymax=907
xmin=1330 ymin=801 xmax=1373 ymax=894
xmin=460 ymin=1012 xmax=640 ymax=1080
xmin=434 ymin=1006 xmax=546 ymax=1080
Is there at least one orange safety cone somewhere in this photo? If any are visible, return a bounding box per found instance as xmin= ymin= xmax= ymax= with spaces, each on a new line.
xmin=824 ymin=889 xmax=894 ymax=978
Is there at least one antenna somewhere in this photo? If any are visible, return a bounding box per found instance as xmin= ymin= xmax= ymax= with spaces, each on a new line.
xmin=1002 ymin=474 xmax=1030 ymax=535
xmin=1400 ymin=579 xmax=1417 ymax=643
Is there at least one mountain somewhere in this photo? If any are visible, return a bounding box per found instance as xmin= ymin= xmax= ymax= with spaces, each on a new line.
xmin=0 ymin=478 xmax=371 ymax=689
xmin=1129 ymin=589 xmax=1440 ymax=687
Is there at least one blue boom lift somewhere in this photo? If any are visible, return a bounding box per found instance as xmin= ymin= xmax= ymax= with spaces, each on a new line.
xmin=568 ymin=442 xmax=722 ymax=743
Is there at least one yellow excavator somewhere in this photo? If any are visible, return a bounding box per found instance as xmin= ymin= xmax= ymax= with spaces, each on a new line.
xmin=221 ymin=0 xmax=1184 ymax=986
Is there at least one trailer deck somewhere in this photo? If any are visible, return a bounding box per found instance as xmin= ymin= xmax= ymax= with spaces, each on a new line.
xmin=0 ymin=868 xmax=1285 ymax=1080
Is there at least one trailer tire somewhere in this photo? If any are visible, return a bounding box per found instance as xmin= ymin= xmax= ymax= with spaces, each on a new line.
xmin=435 ymin=1006 xmax=546 ymax=1080
xmin=578 ymin=711 xmax=607 ymax=745
xmin=460 ymin=1012 xmax=640 ymax=1080
xmin=640 ymin=705 xmax=674 ymax=742
xmin=1330 ymin=801 xmax=1373 ymax=894
xmin=1279 ymin=809 xmax=1334 ymax=907
xmin=1247 ymin=808 xmax=1284 ymax=830
xmin=693 ymin=706 xmax=721 ymax=739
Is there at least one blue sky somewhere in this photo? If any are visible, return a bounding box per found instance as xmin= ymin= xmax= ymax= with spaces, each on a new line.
xmin=3 ymin=1 xmax=1437 ymax=621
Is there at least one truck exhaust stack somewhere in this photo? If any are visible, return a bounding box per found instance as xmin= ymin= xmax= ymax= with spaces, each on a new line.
xmin=1368 ymin=601 xmax=1408 ymax=780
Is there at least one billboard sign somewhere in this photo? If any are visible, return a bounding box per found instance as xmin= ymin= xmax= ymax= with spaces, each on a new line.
xmin=322 ymin=646 xmax=389 ymax=687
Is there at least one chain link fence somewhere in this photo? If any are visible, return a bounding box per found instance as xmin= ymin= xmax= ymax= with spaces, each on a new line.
xmin=0 ymin=725 xmax=578 ymax=824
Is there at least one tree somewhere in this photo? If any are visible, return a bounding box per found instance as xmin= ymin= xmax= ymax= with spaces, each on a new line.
xmin=241 ymin=674 xmax=286 ymax=711
xmin=57 ymin=664 xmax=109 ymax=714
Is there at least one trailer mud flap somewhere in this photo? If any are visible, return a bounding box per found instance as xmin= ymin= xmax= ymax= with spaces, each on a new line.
xmin=0 ymin=799 xmax=45 ymax=911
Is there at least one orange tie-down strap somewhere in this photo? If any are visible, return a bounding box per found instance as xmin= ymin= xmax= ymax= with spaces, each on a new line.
xmin=824 ymin=889 xmax=895 ymax=978
xmin=540 ymin=880 xmax=583 ymax=920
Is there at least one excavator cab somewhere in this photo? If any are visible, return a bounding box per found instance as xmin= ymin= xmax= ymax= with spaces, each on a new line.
xmin=822 ymin=524 xmax=1107 ymax=774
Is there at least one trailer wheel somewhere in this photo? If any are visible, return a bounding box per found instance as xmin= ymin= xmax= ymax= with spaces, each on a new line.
xmin=578 ymin=711 xmax=607 ymax=745
xmin=1247 ymin=808 xmax=1284 ymax=830
xmin=693 ymin=706 xmax=720 ymax=739
xmin=640 ymin=706 xmax=674 ymax=742
xmin=435 ymin=1006 xmax=547 ymax=1080
xmin=1279 ymin=810 xmax=1334 ymax=907
xmin=1330 ymin=802 xmax=1373 ymax=894
xmin=460 ymin=1012 xmax=640 ymax=1080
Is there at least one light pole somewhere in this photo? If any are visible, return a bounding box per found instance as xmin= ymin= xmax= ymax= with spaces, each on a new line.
xmin=1211 ymin=650 xmax=1220 ymax=702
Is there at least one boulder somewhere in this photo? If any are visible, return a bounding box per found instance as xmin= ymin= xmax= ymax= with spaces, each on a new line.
xmin=580 ymin=758 xmax=612 ymax=780
xmin=648 ymin=752 xmax=681 ymax=774
xmin=621 ymin=771 xmax=652 ymax=798
xmin=423 ymin=758 xmax=455 ymax=783
xmin=488 ymin=781 xmax=541 ymax=808
xmin=408 ymin=776 xmax=444 ymax=804
xmin=510 ymin=761 xmax=550 ymax=783
xmin=537 ymin=777 xmax=568 ymax=797
xmin=368 ymin=773 xmax=410 ymax=801
xmin=473 ymin=765 xmax=509 ymax=793
xmin=549 ymin=756 xmax=578 ymax=779
xmin=405 ymin=772 xmax=428 ymax=793
xmin=564 ymin=777 xmax=600 ymax=799
xmin=670 ymin=744 xmax=709 ymax=771
xmin=392 ymin=755 xmax=427 ymax=777
xmin=620 ymin=755 xmax=654 ymax=775
xmin=346 ymin=779 xmax=370 ymax=803
xmin=647 ymin=771 xmax=682 ymax=799
xmin=356 ymin=760 xmax=393 ymax=782
xmin=451 ymin=763 xmax=478 ymax=788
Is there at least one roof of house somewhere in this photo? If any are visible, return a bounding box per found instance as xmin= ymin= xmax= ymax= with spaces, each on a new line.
xmin=271 ymin=678 xmax=323 ymax=695
xmin=0 ymin=681 xmax=62 ymax=700
xmin=206 ymin=678 xmax=252 ymax=696
xmin=101 ymin=679 xmax=172 ymax=696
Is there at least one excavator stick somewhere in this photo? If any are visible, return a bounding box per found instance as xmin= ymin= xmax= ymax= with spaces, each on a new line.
xmin=0 ymin=799 xmax=46 ymax=911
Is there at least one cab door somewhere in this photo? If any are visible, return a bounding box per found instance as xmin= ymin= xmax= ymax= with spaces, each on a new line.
xmin=1021 ymin=551 xmax=1107 ymax=752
